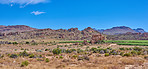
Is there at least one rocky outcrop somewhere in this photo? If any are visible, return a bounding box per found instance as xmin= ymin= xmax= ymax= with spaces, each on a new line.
xmin=0 ymin=27 xmax=103 ymax=41
xmin=90 ymin=34 xmax=106 ymax=44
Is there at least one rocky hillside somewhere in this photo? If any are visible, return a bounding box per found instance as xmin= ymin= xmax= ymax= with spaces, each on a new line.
xmin=107 ymin=32 xmax=148 ymax=40
xmin=0 ymin=25 xmax=37 ymax=33
xmin=0 ymin=27 xmax=102 ymax=41
xmin=94 ymin=26 xmax=146 ymax=35
xmin=102 ymin=26 xmax=136 ymax=35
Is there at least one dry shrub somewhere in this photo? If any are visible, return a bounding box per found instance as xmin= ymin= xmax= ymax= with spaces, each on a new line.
xmin=120 ymin=57 xmax=144 ymax=65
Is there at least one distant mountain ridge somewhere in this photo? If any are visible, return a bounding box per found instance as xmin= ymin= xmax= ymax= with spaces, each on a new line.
xmin=0 ymin=25 xmax=146 ymax=36
xmin=133 ymin=28 xmax=145 ymax=33
xmin=94 ymin=26 xmax=146 ymax=35
xmin=0 ymin=25 xmax=37 ymax=33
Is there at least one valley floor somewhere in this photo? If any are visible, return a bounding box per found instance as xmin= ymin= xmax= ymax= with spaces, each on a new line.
xmin=0 ymin=41 xmax=147 ymax=69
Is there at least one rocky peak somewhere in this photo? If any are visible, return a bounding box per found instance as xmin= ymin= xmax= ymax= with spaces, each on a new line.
xmin=68 ymin=28 xmax=79 ymax=32
xmin=83 ymin=27 xmax=98 ymax=33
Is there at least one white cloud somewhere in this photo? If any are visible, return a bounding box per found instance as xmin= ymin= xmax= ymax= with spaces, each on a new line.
xmin=31 ymin=11 xmax=46 ymax=15
xmin=0 ymin=0 xmax=50 ymax=7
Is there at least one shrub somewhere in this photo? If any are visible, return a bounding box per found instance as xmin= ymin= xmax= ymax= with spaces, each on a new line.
xmin=45 ymin=49 xmax=49 ymax=51
xmin=45 ymin=58 xmax=49 ymax=62
xmin=77 ymin=55 xmax=89 ymax=61
xmin=72 ymin=55 xmax=77 ymax=59
xmin=66 ymin=49 xmax=72 ymax=53
xmin=90 ymin=47 xmax=97 ymax=51
xmin=86 ymin=46 xmax=89 ymax=48
xmin=15 ymin=49 xmax=17 ymax=51
xmin=10 ymin=54 xmax=18 ymax=58
xmin=99 ymin=50 xmax=105 ymax=54
xmin=96 ymin=54 xmax=101 ymax=57
xmin=29 ymin=54 xmax=35 ymax=58
xmin=105 ymin=53 xmax=109 ymax=57
xmin=19 ymin=50 xmax=29 ymax=57
xmin=123 ymin=53 xmax=131 ymax=57
xmin=128 ymin=48 xmax=132 ymax=50
xmin=137 ymin=51 xmax=141 ymax=55
xmin=7 ymin=53 xmax=10 ymax=56
xmin=21 ymin=48 xmax=24 ymax=50
xmin=31 ymin=43 xmax=38 ymax=45
xmin=59 ymin=56 xmax=63 ymax=59
xmin=26 ymin=42 xmax=30 ymax=44
xmin=119 ymin=48 xmax=125 ymax=50
xmin=103 ymin=49 xmax=107 ymax=53
xmin=39 ymin=55 xmax=42 ymax=57
xmin=36 ymin=50 xmax=43 ymax=52
xmin=0 ymin=54 xmax=4 ymax=58
xmin=37 ymin=58 xmax=44 ymax=61
xmin=21 ymin=61 xmax=29 ymax=67
xmin=46 ymin=54 xmax=53 ymax=56
xmin=120 ymin=52 xmax=124 ymax=56
xmin=78 ymin=56 xmax=83 ymax=61
xmin=77 ymin=49 xmax=84 ymax=53
xmin=97 ymin=40 xmax=105 ymax=44
xmin=12 ymin=42 xmax=18 ymax=44
xmin=83 ymin=56 xmax=89 ymax=61
xmin=97 ymin=46 xmax=100 ymax=48
xmin=107 ymin=47 xmax=112 ymax=50
xmin=143 ymin=50 xmax=147 ymax=55
xmin=144 ymin=56 xmax=148 ymax=59
xmin=90 ymin=48 xmax=99 ymax=53
xmin=61 ymin=49 xmax=66 ymax=53
xmin=52 ymin=48 xmax=61 ymax=55
xmin=110 ymin=50 xmax=117 ymax=55
xmin=133 ymin=47 xmax=142 ymax=51
xmin=131 ymin=50 xmax=137 ymax=56
xmin=70 ymin=49 xmax=76 ymax=52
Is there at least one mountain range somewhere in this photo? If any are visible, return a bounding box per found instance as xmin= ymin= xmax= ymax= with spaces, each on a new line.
xmin=0 ymin=25 xmax=36 ymax=33
xmin=0 ymin=25 xmax=147 ymax=40
xmin=0 ymin=25 xmax=146 ymax=35
xmin=94 ymin=26 xmax=146 ymax=35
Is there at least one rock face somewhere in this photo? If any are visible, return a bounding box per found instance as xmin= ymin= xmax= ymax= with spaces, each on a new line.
xmin=90 ymin=34 xmax=106 ymax=44
xmin=0 ymin=27 xmax=103 ymax=41
xmin=103 ymin=26 xmax=137 ymax=35
xmin=0 ymin=25 xmax=37 ymax=33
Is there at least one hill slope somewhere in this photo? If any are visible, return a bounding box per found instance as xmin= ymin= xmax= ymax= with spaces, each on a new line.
xmin=103 ymin=26 xmax=137 ymax=35
xmin=0 ymin=25 xmax=37 ymax=33
xmin=0 ymin=27 xmax=102 ymax=41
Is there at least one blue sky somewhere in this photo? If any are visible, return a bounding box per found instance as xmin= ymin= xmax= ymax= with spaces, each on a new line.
xmin=0 ymin=0 xmax=148 ymax=31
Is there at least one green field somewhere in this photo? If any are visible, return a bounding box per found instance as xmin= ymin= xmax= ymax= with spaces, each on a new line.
xmin=105 ymin=40 xmax=148 ymax=43
xmin=59 ymin=40 xmax=148 ymax=46
xmin=105 ymin=40 xmax=148 ymax=46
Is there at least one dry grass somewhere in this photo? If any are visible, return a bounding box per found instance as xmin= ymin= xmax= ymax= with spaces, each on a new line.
xmin=0 ymin=41 xmax=147 ymax=69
